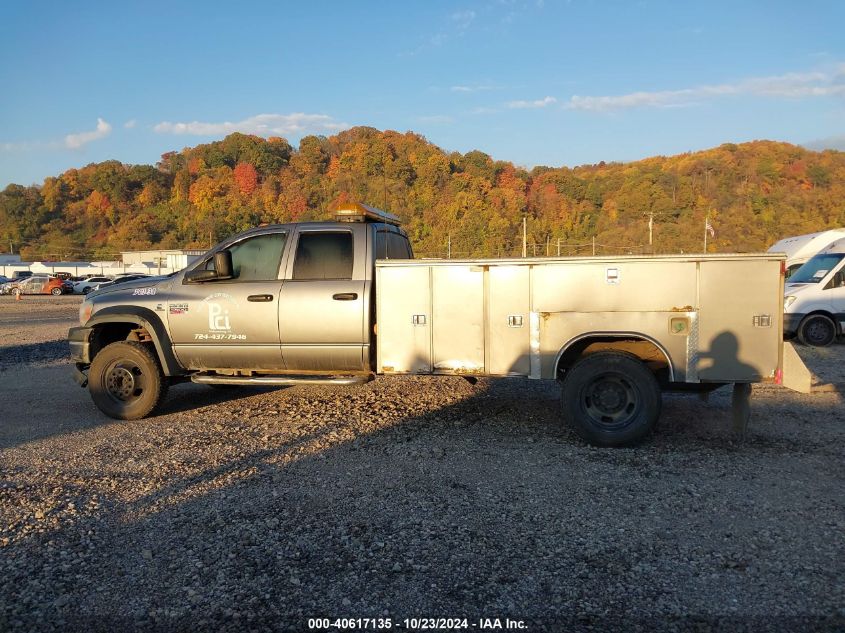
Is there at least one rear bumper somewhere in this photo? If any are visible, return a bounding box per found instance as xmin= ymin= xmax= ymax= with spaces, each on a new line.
xmin=783 ymin=313 xmax=805 ymax=337
xmin=68 ymin=326 xmax=93 ymax=364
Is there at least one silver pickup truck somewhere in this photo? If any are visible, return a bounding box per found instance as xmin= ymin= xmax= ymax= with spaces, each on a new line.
xmin=69 ymin=203 xmax=810 ymax=446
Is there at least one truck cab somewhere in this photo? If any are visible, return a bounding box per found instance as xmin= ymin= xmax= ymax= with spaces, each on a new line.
xmin=69 ymin=204 xmax=411 ymax=419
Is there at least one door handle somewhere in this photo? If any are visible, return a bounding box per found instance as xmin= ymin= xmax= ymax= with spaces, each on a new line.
xmin=332 ymin=292 xmax=358 ymax=301
xmin=247 ymin=294 xmax=274 ymax=302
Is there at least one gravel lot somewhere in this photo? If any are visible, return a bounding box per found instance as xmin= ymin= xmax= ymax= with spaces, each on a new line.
xmin=0 ymin=295 xmax=843 ymax=631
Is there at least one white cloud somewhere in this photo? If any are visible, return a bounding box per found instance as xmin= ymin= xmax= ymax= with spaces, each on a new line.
xmin=507 ymin=95 xmax=557 ymax=109
xmin=450 ymin=10 xmax=476 ymax=29
xmin=568 ymin=65 xmax=845 ymax=112
xmin=64 ymin=118 xmax=112 ymax=149
xmin=123 ymin=119 xmax=137 ymax=129
xmin=451 ymin=84 xmax=496 ymax=93
xmin=1 ymin=141 xmax=39 ymax=152
xmin=153 ymin=113 xmax=348 ymax=137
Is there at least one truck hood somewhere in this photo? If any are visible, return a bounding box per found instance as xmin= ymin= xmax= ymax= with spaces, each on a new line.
xmin=88 ymin=275 xmax=170 ymax=298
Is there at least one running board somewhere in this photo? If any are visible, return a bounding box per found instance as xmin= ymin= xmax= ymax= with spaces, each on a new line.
xmin=190 ymin=374 xmax=372 ymax=387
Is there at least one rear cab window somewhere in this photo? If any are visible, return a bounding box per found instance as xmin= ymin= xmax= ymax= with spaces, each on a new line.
xmin=375 ymin=227 xmax=412 ymax=260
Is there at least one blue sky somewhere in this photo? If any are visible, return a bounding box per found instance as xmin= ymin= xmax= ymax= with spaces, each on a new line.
xmin=1 ymin=0 xmax=844 ymax=187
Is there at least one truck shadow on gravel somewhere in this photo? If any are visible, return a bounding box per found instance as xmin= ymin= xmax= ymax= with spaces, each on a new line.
xmin=0 ymin=340 xmax=70 ymax=372
xmin=154 ymin=384 xmax=288 ymax=417
xmin=2 ymin=377 xmax=844 ymax=631
xmin=0 ymin=376 xmax=283 ymax=450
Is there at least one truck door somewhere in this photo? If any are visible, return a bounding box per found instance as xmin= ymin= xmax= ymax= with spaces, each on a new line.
xmin=278 ymin=228 xmax=367 ymax=371
xmin=167 ymin=231 xmax=288 ymax=370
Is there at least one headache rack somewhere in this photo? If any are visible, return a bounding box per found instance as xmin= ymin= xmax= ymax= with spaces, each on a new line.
xmin=335 ymin=202 xmax=401 ymax=226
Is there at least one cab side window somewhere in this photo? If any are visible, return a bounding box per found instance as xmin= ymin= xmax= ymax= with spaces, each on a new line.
xmin=376 ymin=230 xmax=411 ymax=259
xmin=387 ymin=232 xmax=412 ymax=259
xmin=375 ymin=231 xmax=388 ymax=260
xmin=205 ymin=233 xmax=287 ymax=281
xmin=292 ymin=232 xmax=353 ymax=280
xmin=827 ymin=270 xmax=845 ymax=289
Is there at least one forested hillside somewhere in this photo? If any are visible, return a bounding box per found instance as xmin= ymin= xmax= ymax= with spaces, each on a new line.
xmin=1 ymin=128 xmax=843 ymax=261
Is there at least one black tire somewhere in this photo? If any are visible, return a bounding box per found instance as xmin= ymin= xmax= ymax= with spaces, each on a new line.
xmin=88 ymin=341 xmax=168 ymax=420
xmin=12 ymin=288 xmax=21 ymax=297
xmin=561 ymin=351 xmax=661 ymax=447
xmin=797 ymin=314 xmax=836 ymax=347
xmin=83 ymin=286 xmax=92 ymax=294
xmin=51 ymin=287 xmax=62 ymax=296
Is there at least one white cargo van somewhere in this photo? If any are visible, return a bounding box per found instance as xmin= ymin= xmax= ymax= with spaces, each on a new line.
xmin=768 ymin=229 xmax=845 ymax=278
xmin=783 ymin=237 xmax=845 ymax=346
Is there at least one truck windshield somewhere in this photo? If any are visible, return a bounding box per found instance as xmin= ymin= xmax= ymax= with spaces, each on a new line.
xmin=788 ymin=253 xmax=844 ymax=284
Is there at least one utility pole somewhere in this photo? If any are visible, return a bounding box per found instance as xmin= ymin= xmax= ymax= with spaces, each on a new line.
xmin=447 ymin=234 xmax=451 ymax=259
xmin=557 ymin=238 xmax=561 ymax=257
xmin=648 ymin=211 xmax=654 ymax=248
xmin=522 ymin=213 xmax=527 ymax=258
xmin=592 ymin=237 xmax=596 ymax=256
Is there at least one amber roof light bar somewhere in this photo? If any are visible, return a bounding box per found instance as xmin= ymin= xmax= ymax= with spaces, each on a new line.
xmin=335 ymin=203 xmax=402 ymax=226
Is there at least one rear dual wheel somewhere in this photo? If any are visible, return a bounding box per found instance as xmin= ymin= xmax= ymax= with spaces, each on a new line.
xmin=88 ymin=341 xmax=168 ymax=419
xmin=561 ymin=351 xmax=661 ymax=447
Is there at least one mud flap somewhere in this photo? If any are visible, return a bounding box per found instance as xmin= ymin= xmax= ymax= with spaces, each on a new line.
xmin=781 ymin=342 xmax=812 ymax=394
xmin=72 ymin=364 xmax=89 ymax=388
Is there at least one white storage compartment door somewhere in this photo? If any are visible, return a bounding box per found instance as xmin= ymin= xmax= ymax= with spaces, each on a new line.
xmin=487 ymin=265 xmax=531 ymax=375
xmin=376 ymin=265 xmax=432 ymax=374
xmin=432 ymin=265 xmax=485 ymax=374
xmin=697 ymin=259 xmax=781 ymax=381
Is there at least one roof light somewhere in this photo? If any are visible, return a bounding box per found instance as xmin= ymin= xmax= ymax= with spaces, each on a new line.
xmin=335 ymin=202 xmax=402 ymax=226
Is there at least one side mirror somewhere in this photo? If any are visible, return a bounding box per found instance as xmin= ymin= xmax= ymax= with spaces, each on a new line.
xmin=184 ymin=250 xmax=234 ymax=283
xmin=184 ymin=269 xmax=218 ymax=282
xmin=214 ymin=250 xmax=234 ymax=280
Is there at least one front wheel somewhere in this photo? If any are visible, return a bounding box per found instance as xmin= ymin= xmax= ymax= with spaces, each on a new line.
xmin=82 ymin=286 xmax=92 ymax=294
xmin=51 ymin=287 xmax=62 ymax=296
xmin=797 ymin=314 xmax=836 ymax=347
xmin=88 ymin=341 xmax=168 ymax=419
xmin=561 ymin=351 xmax=661 ymax=447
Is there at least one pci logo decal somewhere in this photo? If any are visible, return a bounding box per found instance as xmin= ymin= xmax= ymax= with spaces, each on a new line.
xmin=202 ymin=292 xmax=238 ymax=331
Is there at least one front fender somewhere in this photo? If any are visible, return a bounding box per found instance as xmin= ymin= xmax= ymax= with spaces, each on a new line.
xmin=83 ymin=306 xmax=184 ymax=376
